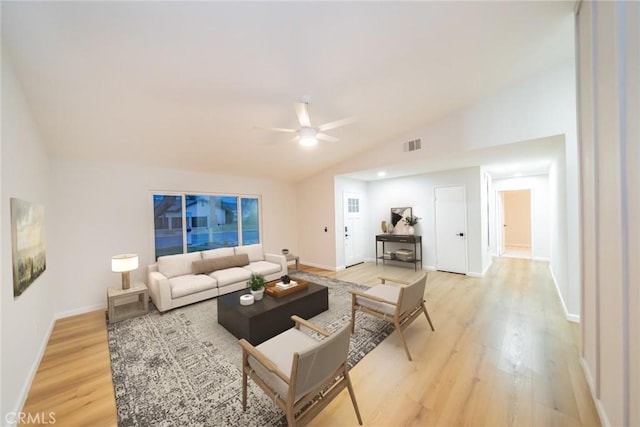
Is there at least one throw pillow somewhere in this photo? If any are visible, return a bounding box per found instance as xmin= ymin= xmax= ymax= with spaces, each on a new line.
xmin=192 ymin=254 xmax=250 ymax=275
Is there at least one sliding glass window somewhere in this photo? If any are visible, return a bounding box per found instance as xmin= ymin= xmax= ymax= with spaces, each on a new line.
xmin=241 ymin=197 xmax=260 ymax=245
xmin=153 ymin=195 xmax=184 ymax=258
xmin=153 ymin=193 xmax=260 ymax=259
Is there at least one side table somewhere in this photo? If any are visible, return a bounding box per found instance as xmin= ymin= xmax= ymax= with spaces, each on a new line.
xmin=107 ymin=282 xmax=149 ymax=323
xmin=285 ymin=253 xmax=300 ymax=270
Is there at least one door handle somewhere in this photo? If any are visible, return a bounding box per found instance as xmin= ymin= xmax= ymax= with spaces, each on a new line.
xmin=457 ymin=232 xmax=465 ymax=237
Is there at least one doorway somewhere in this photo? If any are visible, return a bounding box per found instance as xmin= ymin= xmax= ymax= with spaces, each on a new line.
xmin=497 ymin=189 xmax=532 ymax=258
xmin=434 ymin=185 xmax=467 ymax=274
xmin=343 ymin=192 xmax=364 ymax=267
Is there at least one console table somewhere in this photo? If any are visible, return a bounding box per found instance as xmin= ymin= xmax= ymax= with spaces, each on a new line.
xmin=375 ymin=234 xmax=422 ymax=271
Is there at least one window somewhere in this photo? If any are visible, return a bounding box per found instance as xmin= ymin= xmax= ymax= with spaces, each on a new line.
xmin=348 ymin=198 xmax=359 ymax=213
xmin=153 ymin=193 xmax=261 ymax=259
xmin=241 ymin=197 xmax=260 ymax=245
xmin=192 ymin=216 xmax=208 ymax=228
xmin=153 ymin=195 xmax=184 ymax=258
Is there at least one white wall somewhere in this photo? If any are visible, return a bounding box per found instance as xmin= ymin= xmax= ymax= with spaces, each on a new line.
xmin=1 ymin=54 xmax=57 ymax=419
xmin=490 ymin=175 xmax=551 ymax=261
xmin=329 ymin=61 xmax=578 ymax=178
xmin=576 ymin=2 xmax=639 ymax=426
xmin=297 ymin=62 xmax=578 ymax=288
xmin=549 ymin=150 xmax=573 ymax=319
xmin=296 ymin=169 xmax=337 ymax=270
xmin=48 ymin=157 xmax=298 ymax=315
xmin=366 ymin=167 xmax=483 ymax=275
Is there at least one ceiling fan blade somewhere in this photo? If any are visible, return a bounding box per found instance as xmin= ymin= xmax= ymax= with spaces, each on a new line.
xmin=295 ymin=102 xmax=311 ymax=127
xmin=255 ymin=126 xmax=297 ymax=133
xmin=316 ymin=116 xmax=356 ymax=132
xmin=317 ymin=133 xmax=339 ymax=143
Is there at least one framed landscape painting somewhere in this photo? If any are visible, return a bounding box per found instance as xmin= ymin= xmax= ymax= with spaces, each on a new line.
xmin=11 ymin=198 xmax=47 ymax=297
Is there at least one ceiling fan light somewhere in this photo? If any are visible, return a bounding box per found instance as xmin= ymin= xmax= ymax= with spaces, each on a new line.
xmin=299 ymin=136 xmax=318 ymax=147
xmin=299 ymin=127 xmax=318 ymax=147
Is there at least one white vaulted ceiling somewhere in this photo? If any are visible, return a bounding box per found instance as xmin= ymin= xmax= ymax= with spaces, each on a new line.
xmin=2 ymin=1 xmax=575 ymax=182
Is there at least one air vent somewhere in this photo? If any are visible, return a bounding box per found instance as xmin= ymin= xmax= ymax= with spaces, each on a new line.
xmin=403 ymin=138 xmax=422 ymax=152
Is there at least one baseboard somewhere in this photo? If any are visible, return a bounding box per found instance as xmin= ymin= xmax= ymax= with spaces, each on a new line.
xmin=548 ymin=265 xmax=580 ymax=323
xmin=566 ymin=312 xmax=580 ymax=323
xmin=10 ymin=313 xmax=57 ymax=426
xmin=532 ymin=256 xmax=551 ymax=262
xmin=302 ymin=261 xmax=338 ymax=272
xmin=482 ymin=258 xmax=493 ymax=276
xmin=423 ymin=265 xmax=436 ymax=271
xmin=466 ymin=271 xmax=484 ymax=278
xmin=580 ymin=357 xmax=612 ymax=427
xmin=55 ymin=303 xmax=106 ymax=320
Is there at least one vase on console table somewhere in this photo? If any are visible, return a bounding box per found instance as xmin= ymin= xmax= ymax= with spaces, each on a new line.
xmin=408 ymin=226 xmax=415 ymax=235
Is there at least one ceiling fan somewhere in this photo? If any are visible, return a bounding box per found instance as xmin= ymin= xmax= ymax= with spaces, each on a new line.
xmin=260 ymin=99 xmax=355 ymax=147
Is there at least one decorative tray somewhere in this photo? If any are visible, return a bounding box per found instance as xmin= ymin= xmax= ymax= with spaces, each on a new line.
xmin=265 ymin=278 xmax=308 ymax=298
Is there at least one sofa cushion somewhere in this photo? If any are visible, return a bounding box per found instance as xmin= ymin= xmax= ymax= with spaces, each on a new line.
xmin=201 ymin=247 xmax=235 ymax=259
xmin=235 ymin=244 xmax=264 ymax=262
xmin=243 ymin=261 xmax=281 ymax=277
xmin=158 ymin=252 xmax=203 ymax=279
xmin=192 ymin=254 xmax=250 ymax=275
xmin=168 ymin=274 xmax=217 ymax=299
xmin=209 ymin=267 xmax=252 ymax=287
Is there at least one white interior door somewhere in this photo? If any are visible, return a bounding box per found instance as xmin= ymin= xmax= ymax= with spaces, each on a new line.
xmin=497 ymin=191 xmax=506 ymax=256
xmin=343 ymin=192 xmax=364 ymax=267
xmin=435 ymin=185 xmax=467 ymax=274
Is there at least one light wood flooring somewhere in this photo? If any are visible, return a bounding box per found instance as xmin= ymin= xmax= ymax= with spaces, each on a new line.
xmin=21 ymin=257 xmax=600 ymax=426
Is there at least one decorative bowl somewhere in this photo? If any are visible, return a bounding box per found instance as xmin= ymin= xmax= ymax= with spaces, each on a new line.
xmin=282 ymin=249 xmax=289 ymax=255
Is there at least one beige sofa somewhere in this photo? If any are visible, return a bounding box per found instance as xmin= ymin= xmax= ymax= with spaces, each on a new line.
xmin=147 ymin=244 xmax=287 ymax=312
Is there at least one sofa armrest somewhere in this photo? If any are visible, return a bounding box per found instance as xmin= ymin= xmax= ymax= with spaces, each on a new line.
xmin=147 ymin=265 xmax=172 ymax=312
xmin=264 ymin=253 xmax=288 ymax=275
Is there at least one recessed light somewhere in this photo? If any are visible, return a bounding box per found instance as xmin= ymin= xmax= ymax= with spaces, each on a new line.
xmin=377 ymin=171 xmax=386 ymax=177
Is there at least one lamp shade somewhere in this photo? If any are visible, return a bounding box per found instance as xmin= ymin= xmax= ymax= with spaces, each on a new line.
xmin=111 ymin=254 xmax=139 ymax=272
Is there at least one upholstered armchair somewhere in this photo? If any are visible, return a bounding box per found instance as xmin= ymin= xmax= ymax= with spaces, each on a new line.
xmin=350 ymin=272 xmax=434 ymax=361
xmin=238 ymin=315 xmax=362 ymax=426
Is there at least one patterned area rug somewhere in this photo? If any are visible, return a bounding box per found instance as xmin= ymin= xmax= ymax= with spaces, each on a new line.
xmin=108 ymin=271 xmax=394 ymax=426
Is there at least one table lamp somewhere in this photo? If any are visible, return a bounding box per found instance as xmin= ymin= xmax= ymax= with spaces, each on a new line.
xmin=111 ymin=253 xmax=138 ymax=290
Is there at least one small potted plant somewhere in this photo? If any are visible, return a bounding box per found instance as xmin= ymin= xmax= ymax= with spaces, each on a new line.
xmin=405 ymin=215 xmax=421 ymax=235
xmin=247 ymin=273 xmax=266 ymax=300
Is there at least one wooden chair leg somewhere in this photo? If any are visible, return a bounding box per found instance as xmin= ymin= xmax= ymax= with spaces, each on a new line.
xmin=422 ymin=302 xmax=435 ymax=331
xmin=242 ymin=367 xmax=247 ymax=412
xmin=395 ymin=320 xmax=413 ymax=361
xmin=242 ymin=351 xmax=248 ymax=411
xmin=285 ymin=406 xmax=296 ymax=427
xmin=242 ymin=371 xmax=248 ymax=411
xmin=351 ymin=296 xmax=357 ymax=333
xmin=344 ymin=367 xmax=363 ymax=425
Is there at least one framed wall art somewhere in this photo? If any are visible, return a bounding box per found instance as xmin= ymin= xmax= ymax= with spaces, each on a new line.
xmin=390 ymin=207 xmax=412 ymax=233
xmin=11 ymin=198 xmax=47 ymax=297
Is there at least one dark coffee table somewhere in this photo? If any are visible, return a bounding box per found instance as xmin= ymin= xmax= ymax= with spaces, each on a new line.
xmin=217 ymin=281 xmax=329 ymax=345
